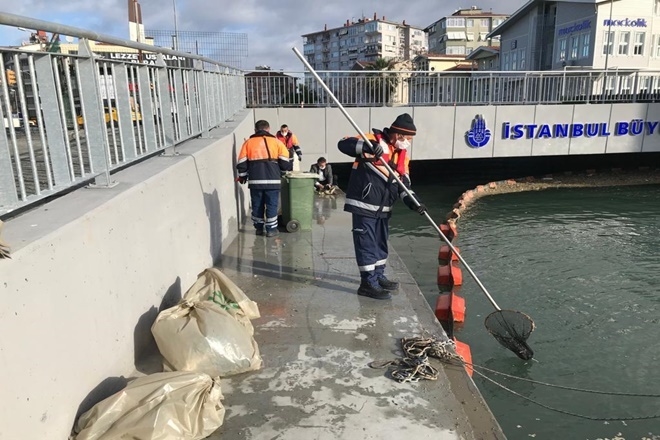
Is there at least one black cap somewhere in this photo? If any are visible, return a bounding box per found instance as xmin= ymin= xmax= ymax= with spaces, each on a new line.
xmin=389 ymin=113 xmax=417 ymax=136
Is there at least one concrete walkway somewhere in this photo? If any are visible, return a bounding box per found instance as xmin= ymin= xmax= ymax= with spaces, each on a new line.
xmin=211 ymin=193 xmax=505 ymax=440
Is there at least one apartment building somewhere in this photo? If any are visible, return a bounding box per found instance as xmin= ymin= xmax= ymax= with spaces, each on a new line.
xmin=302 ymin=13 xmax=428 ymax=70
xmin=425 ymin=6 xmax=509 ymax=56
xmin=489 ymin=0 xmax=660 ymax=71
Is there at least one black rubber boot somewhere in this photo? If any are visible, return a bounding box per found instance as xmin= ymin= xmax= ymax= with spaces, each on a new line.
xmin=357 ymin=283 xmax=392 ymax=300
xmin=378 ymin=276 xmax=399 ymax=291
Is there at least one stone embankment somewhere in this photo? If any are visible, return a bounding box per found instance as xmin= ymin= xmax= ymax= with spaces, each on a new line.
xmin=445 ymin=167 xmax=660 ymax=222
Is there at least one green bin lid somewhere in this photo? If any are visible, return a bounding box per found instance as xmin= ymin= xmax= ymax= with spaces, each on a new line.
xmin=286 ymin=172 xmax=320 ymax=179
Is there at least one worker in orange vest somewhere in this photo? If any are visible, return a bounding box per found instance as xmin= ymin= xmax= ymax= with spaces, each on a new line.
xmin=276 ymin=124 xmax=302 ymax=171
xmin=237 ymin=120 xmax=292 ymax=237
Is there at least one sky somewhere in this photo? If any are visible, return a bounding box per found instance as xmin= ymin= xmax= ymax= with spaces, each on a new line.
xmin=0 ymin=0 xmax=526 ymax=71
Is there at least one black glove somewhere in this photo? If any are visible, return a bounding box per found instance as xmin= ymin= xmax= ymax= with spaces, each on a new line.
xmin=324 ymin=184 xmax=332 ymax=190
xmin=297 ymin=152 xmax=302 ymax=161
xmin=238 ymin=176 xmax=248 ymax=184
xmin=363 ymin=139 xmax=384 ymax=157
xmin=404 ymin=194 xmax=426 ymax=214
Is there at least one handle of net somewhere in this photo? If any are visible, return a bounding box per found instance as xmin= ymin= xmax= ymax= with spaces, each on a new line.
xmin=292 ymin=46 xmax=501 ymax=311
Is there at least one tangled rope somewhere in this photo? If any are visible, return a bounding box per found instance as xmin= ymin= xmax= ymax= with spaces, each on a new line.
xmin=371 ymin=335 xmax=660 ymax=421
xmin=369 ymin=336 xmax=460 ymax=383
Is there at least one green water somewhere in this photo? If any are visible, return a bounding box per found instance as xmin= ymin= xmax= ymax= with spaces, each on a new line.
xmin=390 ymin=184 xmax=660 ymax=440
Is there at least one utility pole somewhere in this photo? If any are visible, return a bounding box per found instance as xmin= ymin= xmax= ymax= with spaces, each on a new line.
xmin=172 ymin=0 xmax=179 ymax=51
xmin=601 ymin=0 xmax=614 ymax=102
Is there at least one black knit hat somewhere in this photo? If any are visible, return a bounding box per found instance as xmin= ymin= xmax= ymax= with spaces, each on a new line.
xmin=389 ymin=113 xmax=417 ymax=136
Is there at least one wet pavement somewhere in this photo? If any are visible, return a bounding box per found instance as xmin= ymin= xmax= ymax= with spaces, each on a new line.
xmin=210 ymin=193 xmax=505 ymax=440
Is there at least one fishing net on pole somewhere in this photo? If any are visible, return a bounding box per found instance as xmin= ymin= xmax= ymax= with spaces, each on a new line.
xmin=484 ymin=310 xmax=535 ymax=360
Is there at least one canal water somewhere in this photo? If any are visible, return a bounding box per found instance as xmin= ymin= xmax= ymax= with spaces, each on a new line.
xmin=389 ymin=184 xmax=660 ymax=440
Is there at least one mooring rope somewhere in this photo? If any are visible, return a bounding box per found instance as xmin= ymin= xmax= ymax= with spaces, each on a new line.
xmin=372 ymin=335 xmax=660 ymax=421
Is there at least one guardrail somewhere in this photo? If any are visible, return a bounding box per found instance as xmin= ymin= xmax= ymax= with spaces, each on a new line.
xmin=245 ymin=69 xmax=660 ymax=107
xmin=0 ymin=13 xmax=245 ymax=216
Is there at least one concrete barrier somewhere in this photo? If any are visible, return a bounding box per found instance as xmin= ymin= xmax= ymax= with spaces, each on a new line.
xmin=0 ymin=110 xmax=253 ymax=439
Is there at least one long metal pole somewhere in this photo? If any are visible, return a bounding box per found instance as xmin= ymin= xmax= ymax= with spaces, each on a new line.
xmin=291 ymin=47 xmax=501 ymax=311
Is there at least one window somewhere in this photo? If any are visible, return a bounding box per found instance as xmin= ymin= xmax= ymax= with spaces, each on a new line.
xmin=634 ymin=32 xmax=645 ymax=55
xmin=493 ymin=19 xmax=503 ymax=27
xmin=447 ymin=18 xmax=465 ymax=27
xmin=656 ymin=35 xmax=660 ymax=57
xmin=446 ymin=45 xmax=466 ymax=54
xmin=570 ymin=36 xmax=579 ymax=59
xmin=655 ymin=0 xmax=660 ymax=15
xmin=558 ymin=37 xmax=567 ymax=61
xmin=580 ymin=33 xmax=590 ymax=58
xmin=603 ymin=31 xmax=614 ymax=55
xmin=467 ymin=32 xmax=475 ymax=41
xmin=519 ymin=50 xmax=526 ymax=69
xmin=467 ymin=47 xmax=473 ymax=54
xmin=481 ymin=19 xmax=490 ymax=27
xmin=511 ymin=50 xmax=518 ymax=70
xmin=467 ymin=19 xmax=474 ymax=27
xmin=503 ymin=53 xmax=510 ymax=70
xmin=618 ymin=31 xmax=630 ymax=55
xmin=479 ymin=32 xmax=488 ymax=41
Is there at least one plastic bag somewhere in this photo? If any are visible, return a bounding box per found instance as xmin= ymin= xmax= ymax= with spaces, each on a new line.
xmin=151 ymin=268 xmax=262 ymax=377
xmin=73 ymin=371 xmax=224 ymax=440
xmin=184 ymin=267 xmax=260 ymax=320
xmin=0 ymin=220 xmax=10 ymax=259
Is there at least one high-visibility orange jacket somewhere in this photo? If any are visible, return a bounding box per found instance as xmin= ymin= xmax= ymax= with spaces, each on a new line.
xmin=237 ymin=131 xmax=292 ymax=189
xmin=276 ymin=131 xmax=302 ymax=159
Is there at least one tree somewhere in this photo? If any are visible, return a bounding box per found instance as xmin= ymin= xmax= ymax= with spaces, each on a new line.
xmin=364 ymin=58 xmax=399 ymax=105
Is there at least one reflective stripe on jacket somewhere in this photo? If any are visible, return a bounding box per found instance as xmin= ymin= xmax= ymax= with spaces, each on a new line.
xmin=337 ymin=130 xmax=417 ymax=218
xmin=237 ymin=131 xmax=292 ymax=189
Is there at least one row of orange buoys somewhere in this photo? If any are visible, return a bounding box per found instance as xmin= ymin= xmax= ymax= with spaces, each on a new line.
xmin=434 ymin=181 xmax=521 ymax=377
xmin=434 ymin=222 xmax=473 ymax=376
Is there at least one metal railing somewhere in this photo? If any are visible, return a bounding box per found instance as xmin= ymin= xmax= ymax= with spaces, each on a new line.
xmin=245 ymin=69 xmax=660 ymax=108
xmin=0 ymin=13 xmax=245 ymax=216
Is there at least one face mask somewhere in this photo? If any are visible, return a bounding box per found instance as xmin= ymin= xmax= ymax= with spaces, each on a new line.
xmin=281 ymin=131 xmax=288 ymax=136
xmin=319 ymin=165 xmax=326 ymax=170
xmin=395 ymin=138 xmax=411 ymax=150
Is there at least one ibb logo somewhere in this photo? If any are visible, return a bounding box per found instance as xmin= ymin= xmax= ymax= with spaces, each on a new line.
xmin=466 ymin=114 xmax=491 ymax=148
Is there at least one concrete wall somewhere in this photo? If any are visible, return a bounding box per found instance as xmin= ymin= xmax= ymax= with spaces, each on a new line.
xmin=0 ymin=111 xmax=253 ymax=439
xmin=255 ymin=104 xmax=660 ymax=164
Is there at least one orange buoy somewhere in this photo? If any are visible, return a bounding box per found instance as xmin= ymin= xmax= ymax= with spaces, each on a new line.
xmin=437 ymin=264 xmax=463 ymax=287
xmin=438 ymin=245 xmax=460 ymax=262
xmin=434 ymin=292 xmax=466 ymax=323
xmin=453 ymin=338 xmax=473 ymax=377
xmin=440 ymin=223 xmax=458 ymax=241
xmin=449 ymin=263 xmax=463 ymax=286
xmin=437 ymin=265 xmax=451 ymax=286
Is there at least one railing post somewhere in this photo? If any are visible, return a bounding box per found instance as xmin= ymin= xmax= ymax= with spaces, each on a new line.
xmin=488 ymin=72 xmax=493 ymax=105
xmin=156 ymin=54 xmax=176 ymax=152
xmin=76 ymin=38 xmax=115 ymax=188
xmin=0 ymin=89 xmax=18 ymax=209
xmin=632 ymin=71 xmax=639 ymax=103
xmin=196 ymin=61 xmax=210 ymax=138
xmin=33 ymin=53 xmax=72 ymax=187
xmin=189 ymin=60 xmax=203 ymax=137
xmin=136 ymin=64 xmax=158 ymax=152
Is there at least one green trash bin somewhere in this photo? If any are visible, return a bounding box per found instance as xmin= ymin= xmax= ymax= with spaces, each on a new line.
xmin=280 ymin=172 xmax=318 ymax=232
